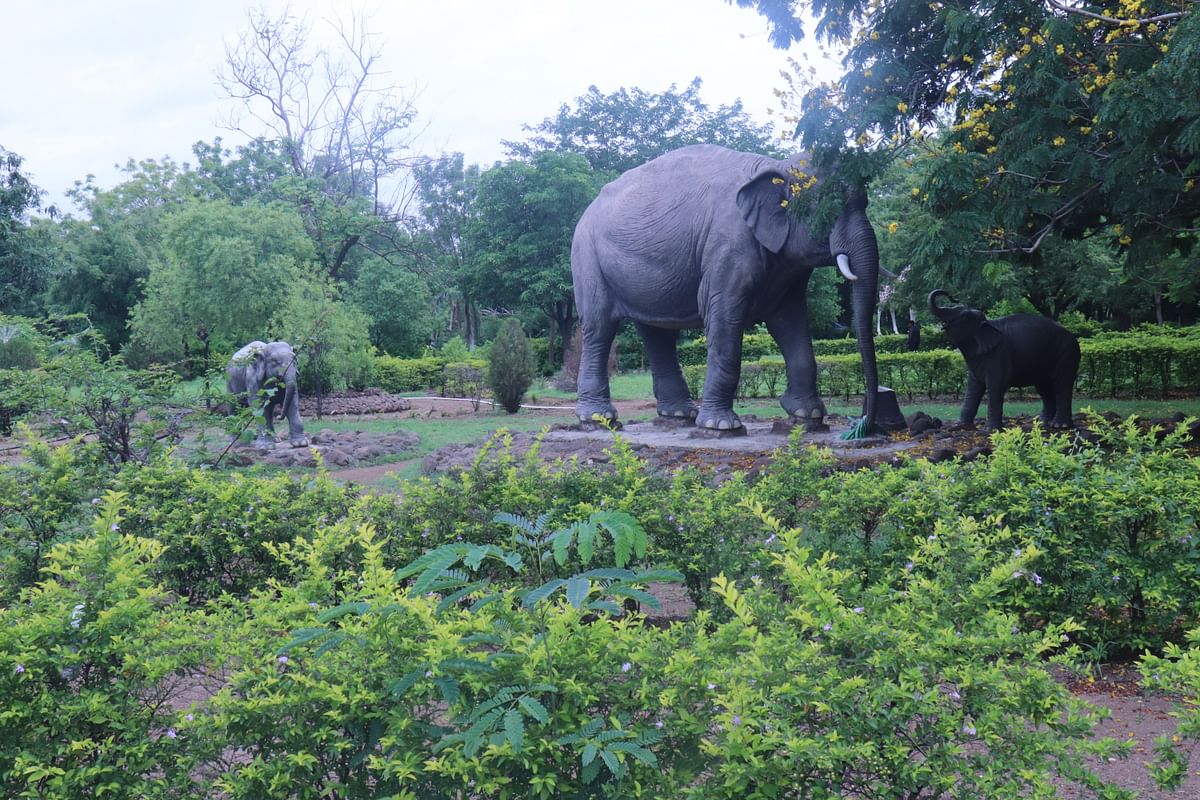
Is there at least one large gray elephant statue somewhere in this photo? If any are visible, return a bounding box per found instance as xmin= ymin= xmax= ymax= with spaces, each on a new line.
xmin=571 ymin=144 xmax=880 ymax=431
xmin=226 ymin=340 xmax=309 ymax=448
xmin=928 ymin=291 xmax=1081 ymax=430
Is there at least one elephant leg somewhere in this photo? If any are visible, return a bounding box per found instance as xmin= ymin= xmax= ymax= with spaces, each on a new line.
xmin=696 ymin=312 xmax=744 ymax=430
xmin=282 ymin=385 xmax=309 ymax=445
xmin=959 ymin=372 xmax=985 ymax=427
xmin=575 ymin=317 xmax=620 ymax=423
xmin=1052 ymin=371 xmax=1077 ymax=429
xmin=1036 ymin=381 xmax=1056 ymax=424
xmin=985 ymin=379 xmax=1007 ymax=430
xmin=765 ymin=279 xmax=826 ymax=427
xmin=636 ymin=323 xmax=696 ymax=419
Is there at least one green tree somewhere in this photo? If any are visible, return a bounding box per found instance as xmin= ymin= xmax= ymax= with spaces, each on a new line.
xmin=348 ymin=255 xmax=433 ymax=356
xmin=487 ymin=317 xmax=535 ymax=413
xmin=505 ymin=78 xmax=783 ymax=173
xmin=127 ymin=200 xmax=316 ymax=373
xmin=0 ymin=148 xmax=53 ymax=316
xmin=465 ymin=152 xmax=607 ymax=367
xmin=410 ymin=154 xmax=483 ymax=347
xmin=218 ymin=6 xmax=419 ymax=280
xmin=735 ymin=0 xmax=1200 ymax=321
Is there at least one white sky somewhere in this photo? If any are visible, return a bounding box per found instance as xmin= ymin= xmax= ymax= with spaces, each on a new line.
xmin=0 ymin=0 xmax=828 ymax=211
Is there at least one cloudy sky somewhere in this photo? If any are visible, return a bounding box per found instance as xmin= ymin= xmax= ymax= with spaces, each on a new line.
xmin=1 ymin=0 xmax=825 ymax=210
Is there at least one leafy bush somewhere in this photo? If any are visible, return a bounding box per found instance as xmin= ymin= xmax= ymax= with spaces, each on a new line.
xmin=0 ymin=435 xmax=106 ymax=604
xmin=487 ymin=318 xmax=534 ymax=413
xmin=372 ymin=354 xmax=445 ymax=393
xmin=110 ymin=459 xmax=361 ymax=601
xmin=0 ymin=495 xmax=213 ymax=799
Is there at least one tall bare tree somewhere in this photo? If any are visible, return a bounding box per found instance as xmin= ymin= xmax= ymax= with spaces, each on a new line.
xmin=217 ymin=6 xmax=421 ymax=279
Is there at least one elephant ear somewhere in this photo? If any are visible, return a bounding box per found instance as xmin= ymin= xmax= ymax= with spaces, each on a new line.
xmin=971 ymin=321 xmax=1004 ymax=356
xmin=736 ymin=170 xmax=791 ymax=254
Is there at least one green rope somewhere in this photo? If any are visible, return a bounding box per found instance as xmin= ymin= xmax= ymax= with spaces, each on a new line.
xmin=839 ymin=417 xmax=884 ymax=440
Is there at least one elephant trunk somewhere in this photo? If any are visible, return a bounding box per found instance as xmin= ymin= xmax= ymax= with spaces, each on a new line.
xmin=927 ymin=290 xmax=954 ymax=321
xmin=832 ymin=195 xmax=880 ymax=430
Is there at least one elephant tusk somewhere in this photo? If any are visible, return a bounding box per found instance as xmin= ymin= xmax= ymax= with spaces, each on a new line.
xmin=837 ymin=253 xmax=858 ymax=281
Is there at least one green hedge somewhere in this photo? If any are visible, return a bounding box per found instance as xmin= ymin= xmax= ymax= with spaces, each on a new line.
xmin=373 ymin=355 xmax=489 ymax=395
xmin=681 ymin=328 xmax=1200 ymax=402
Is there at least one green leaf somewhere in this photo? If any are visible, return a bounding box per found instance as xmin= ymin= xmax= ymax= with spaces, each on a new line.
xmin=315 ymin=602 xmax=371 ymax=622
xmin=600 ymin=748 xmax=624 ymax=778
xmin=607 ymin=584 xmax=660 ymax=609
xmin=504 ymin=708 xmax=525 ymax=751
xmin=389 ymin=668 xmax=426 ymax=698
xmin=518 ymin=695 xmax=549 ymax=724
xmin=396 ymin=544 xmax=463 ymax=580
xmin=582 ymin=742 xmax=598 ymax=767
xmin=577 ymin=519 xmax=597 ymax=565
xmin=522 ymin=578 xmax=566 ymax=609
xmin=439 ymin=658 xmax=495 ymax=674
xmin=278 ymin=626 xmax=330 ymax=654
xmin=411 ymin=549 xmax=465 ymax=595
xmin=565 ymin=576 xmax=590 ymax=609
xmin=436 ymin=580 xmax=489 ymax=615
xmin=550 ymin=522 xmax=577 ymax=566
xmin=579 ymin=567 xmax=637 ymax=581
xmin=586 ymin=599 xmax=623 ymax=615
xmin=434 ymin=677 xmax=460 ymax=705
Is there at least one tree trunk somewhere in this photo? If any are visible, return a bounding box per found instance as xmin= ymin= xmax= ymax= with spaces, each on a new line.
xmin=1154 ymin=290 xmax=1164 ymax=325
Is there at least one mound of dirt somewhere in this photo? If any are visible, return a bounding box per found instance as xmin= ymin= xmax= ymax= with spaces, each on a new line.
xmin=299 ymin=388 xmax=412 ymax=417
xmin=234 ymin=428 xmax=420 ymax=469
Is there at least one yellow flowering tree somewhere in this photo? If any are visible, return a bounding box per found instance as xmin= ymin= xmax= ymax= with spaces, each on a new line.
xmin=733 ymin=0 xmax=1200 ymax=318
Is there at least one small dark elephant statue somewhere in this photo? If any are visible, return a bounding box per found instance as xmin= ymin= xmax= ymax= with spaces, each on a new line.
xmin=928 ymin=291 xmax=1080 ymax=430
xmin=226 ymin=340 xmax=309 ymax=448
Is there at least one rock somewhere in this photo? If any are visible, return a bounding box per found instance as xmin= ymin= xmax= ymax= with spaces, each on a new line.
xmin=909 ymin=416 xmax=936 ymax=435
xmin=960 ymin=446 xmax=993 ymax=462
xmin=312 ymin=429 xmax=337 ymax=444
xmin=322 ymin=447 xmax=354 ymax=467
xmin=929 ymin=447 xmax=957 ymax=463
xmin=353 ymin=445 xmax=383 ymax=461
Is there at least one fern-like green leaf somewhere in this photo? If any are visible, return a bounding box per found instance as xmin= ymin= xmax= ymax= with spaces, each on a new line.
xmin=607 ymin=584 xmax=660 ymax=609
xmin=600 ymin=748 xmax=624 ymax=778
xmin=565 ymin=576 xmax=590 ymax=609
xmin=504 ymin=708 xmax=525 ymax=751
xmin=522 ymin=578 xmax=566 ymax=609
xmin=581 ymin=742 xmax=598 ymax=767
xmin=577 ymin=519 xmax=597 ymax=565
xmin=518 ymin=695 xmax=549 ymax=724
xmin=389 ymin=668 xmax=426 ymax=698
xmin=278 ymin=626 xmax=331 ymax=654
xmin=315 ymin=602 xmax=371 ymax=622
xmin=411 ymin=549 xmax=465 ymax=595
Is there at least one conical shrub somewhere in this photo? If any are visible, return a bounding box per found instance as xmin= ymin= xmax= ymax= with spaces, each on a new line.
xmin=487 ymin=318 xmax=534 ymax=413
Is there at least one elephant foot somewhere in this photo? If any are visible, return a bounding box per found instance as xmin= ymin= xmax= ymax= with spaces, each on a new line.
xmin=253 ymin=436 xmax=277 ymax=451
xmin=1047 ymin=419 xmax=1075 ymax=430
xmin=781 ymin=395 xmax=827 ymax=431
xmin=656 ymin=399 xmax=698 ymax=420
xmin=576 ymin=403 xmax=618 ymax=424
xmin=696 ymin=405 xmax=742 ymax=431
xmin=288 ymin=436 xmax=311 ymax=448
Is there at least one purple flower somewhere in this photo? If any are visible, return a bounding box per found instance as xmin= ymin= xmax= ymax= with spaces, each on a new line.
xmin=1031 ymin=573 xmax=1043 ymax=586
xmin=621 ymin=662 xmax=632 ymax=673
xmin=14 ymin=664 xmax=24 ymax=674
xmin=1013 ymin=570 xmax=1024 ymax=579
xmin=822 ymin=623 xmax=832 ymax=632
xmin=927 ymin=534 xmax=937 ymax=541
xmin=905 ymin=561 xmax=914 ymax=572
xmin=852 ymin=606 xmax=864 ymax=614
xmin=185 ymin=713 xmax=194 ymax=722
xmin=962 ymin=722 xmax=976 ymax=736
xmin=948 ymin=689 xmax=961 ymax=700
xmin=166 ymin=728 xmax=177 ymax=739
xmin=1112 ymin=574 xmax=1121 ymax=583
xmin=764 ymin=534 xmax=777 ymax=545
xmin=109 ymin=523 xmax=119 ymax=532
xmin=707 ymin=682 xmax=716 ymax=690
xmin=731 ymin=715 xmax=742 ymax=728
xmin=654 ymin=719 xmax=664 ymax=729
xmin=90 ymin=497 xmax=100 ymax=505
xmin=277 ymin=655 xmax=289 ymax=665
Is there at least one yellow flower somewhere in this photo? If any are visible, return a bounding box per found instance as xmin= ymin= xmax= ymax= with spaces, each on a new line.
xmin=779 ymin=199 xmax=790 ymax=209
xmin=1118 ymin=235 xmax=1132 ymax=245
xmin=911 ymin=187 xmax=921 ymax=197
xmin=1185 ymin=179 xmax=1195 ymax=192
xmin=871 ymin=31 xmax=880 ymax=41
xmin=897 ymin=101 xmax=909 ymax=113
xmin=772 ymin=177 xmax=785 ymax=185
xmin=962 ymin=54 xmax=974 ymax=64
xmin=1052 ymin=136 xmax=1066 ymax=146
xmin=1079 ymin=126 xmax=1092 ymax=135
xmin=887 ymin=221 xmax=899 ymax=234
xmin=1055 ymin=44 xmax=1065 ymax=56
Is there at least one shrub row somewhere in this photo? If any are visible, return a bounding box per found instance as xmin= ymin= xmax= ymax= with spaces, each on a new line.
xmin=373 ymin=354 xmax=488 ymax=395
xmin=680 ymin=330 xmax=1200 ymax=401
xmin=4 ymin=420 xmax=1199 ymax=795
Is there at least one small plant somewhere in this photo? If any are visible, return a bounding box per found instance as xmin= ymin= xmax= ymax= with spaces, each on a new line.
xmin=487 ymin=318 xmax=534 ymax=413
